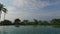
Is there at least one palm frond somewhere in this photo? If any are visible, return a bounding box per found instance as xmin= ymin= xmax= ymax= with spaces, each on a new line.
xmin=2 ymin=8 xmax=7 ymax=13
xmin=0 ymin=3 xmax=3 ymax=11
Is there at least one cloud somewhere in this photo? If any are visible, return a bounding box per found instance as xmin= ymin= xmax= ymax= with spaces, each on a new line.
xmin=1 ymin=0 xmax=60 ymax=21
xmin=5 ymin=9 xmax=60 ymax=21
xmin=9 ymin=0 xmax=50 ymax=10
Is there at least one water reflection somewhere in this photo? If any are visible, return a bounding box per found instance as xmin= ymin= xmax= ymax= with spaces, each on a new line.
xmin=0 ymin=26 xmax=60 ymax=34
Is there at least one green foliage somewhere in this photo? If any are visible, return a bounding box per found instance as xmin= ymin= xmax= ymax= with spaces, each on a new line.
xmin=0 ymin=3 xmax=3 ymax=11
xmin=42 ymin=21 xmax=50 ymax=25
xmin=22 ymin=20 xmax=29 ymax=25
xmin=13 ymin=18 xmax=21 ymax=25
xmin=51 ymin=19 xmax=60 ymax=25
xmin=33 ymin=19 xmax=39 ymax=25
xmin=0 ymin=18 xmax=60 ymax=26
xmin=0 ymin=20 xmax=12 ymax=25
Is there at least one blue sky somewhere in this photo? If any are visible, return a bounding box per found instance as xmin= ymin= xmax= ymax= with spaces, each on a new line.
xmin=0 ymin=0 xmax=60 ymax=21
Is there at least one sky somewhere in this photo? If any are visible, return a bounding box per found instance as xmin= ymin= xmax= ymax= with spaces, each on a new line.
xmin=0 ymin=0 xmax=60 ymax=21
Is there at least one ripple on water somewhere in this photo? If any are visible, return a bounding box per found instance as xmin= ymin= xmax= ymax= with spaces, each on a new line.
xmin=0 ymin=26 xmax=60 ymax=34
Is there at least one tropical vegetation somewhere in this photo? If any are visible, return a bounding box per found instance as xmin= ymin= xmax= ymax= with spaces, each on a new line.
xmin=0 ymin=3 xmax=60 ymax=26
xmin=0 ymin=18 xmax=60 ymax=26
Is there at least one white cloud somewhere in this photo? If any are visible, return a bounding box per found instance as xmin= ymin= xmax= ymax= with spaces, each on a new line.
xmin=1 ymin=0 xmax=60 ymax=21
xmin=9 ymin=0 xmax=50 ymax=9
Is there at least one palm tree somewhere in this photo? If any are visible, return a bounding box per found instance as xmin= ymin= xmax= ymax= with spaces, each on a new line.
xmin=0 ymin=3 xmax=7 ymax=21
xmin=2 ymin=8 xmax=7 ymax=20
xmin=0 ymin=3 xmax=3 ymax=21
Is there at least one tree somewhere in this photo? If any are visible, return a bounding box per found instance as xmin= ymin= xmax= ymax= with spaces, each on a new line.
xmin=22 ymin=20 xmax=29 ymax=25
xmin=38 ymin=20 xmax=43 ymax=25
xmin=13 ymin=18 xmax=21 ymax=25
xmin=13 ymin=18 xmax=21 ymax=27
xmin=42 ymin=21 xmax=49 ymax=25
xmin=2 ymin=8 xmax=7 ymax=20
xmin=0 ymin=3 xmax=7 ymax=21
xmin=51 ymin=19 xmax=60 ymax=25
xmin=33 ymin=19 xmax=39 ymax=25
xmin=1 ymin=20 xmax=12 ymax=25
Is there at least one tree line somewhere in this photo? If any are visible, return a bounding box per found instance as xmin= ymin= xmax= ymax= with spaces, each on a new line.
xmin=0 ymin=3 xmax=60 ymax=26
xmin=0 ymin=18 xmax=60 ymax=26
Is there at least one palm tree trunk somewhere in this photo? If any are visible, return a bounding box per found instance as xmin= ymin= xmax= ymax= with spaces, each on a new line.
xmin=0 ymin=11 xmax=2 ymax=21
xmin=4 ymin=13 xmax=6 ymax=20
